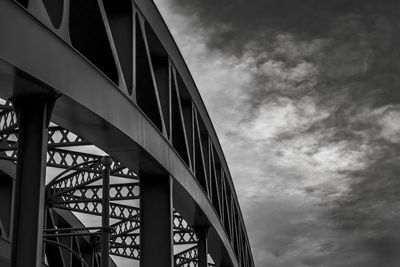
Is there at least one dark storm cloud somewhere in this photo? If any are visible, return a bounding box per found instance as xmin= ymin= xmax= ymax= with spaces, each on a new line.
xmin=155 ymin=0 xmax=400 ymax=266
xmin=167 ymin=0 xmax=400 ymax=53
xmin=168 ymin=0 xmax=400 ymax=133
xmin=166 ymin=0 xmax=400 ymax=151
xmin=325 ymin=154 xmax=400 ymax=267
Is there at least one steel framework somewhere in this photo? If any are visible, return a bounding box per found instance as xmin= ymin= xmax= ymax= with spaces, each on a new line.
xmin=0 ymin=0 xmax=255 ymax=266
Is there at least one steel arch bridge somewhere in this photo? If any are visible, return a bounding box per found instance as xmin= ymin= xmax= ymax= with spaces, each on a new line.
xmin=0 ymin=0 xmax=255 ymax=267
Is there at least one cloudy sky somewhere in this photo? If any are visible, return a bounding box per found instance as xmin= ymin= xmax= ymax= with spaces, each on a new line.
xmin=153 ymin=1 xmax=400 ymax=266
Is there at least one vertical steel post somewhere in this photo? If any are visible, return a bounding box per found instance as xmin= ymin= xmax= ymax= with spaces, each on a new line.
xmin=11 ymin=95 xmax=54 ymax=267
xmin=195 ymin=226 xmax=210 ymax=267
xmin=140 ymin=174 xmax=173 ymax=267
xmin=101 ymin=156 xmax=112 ymax=267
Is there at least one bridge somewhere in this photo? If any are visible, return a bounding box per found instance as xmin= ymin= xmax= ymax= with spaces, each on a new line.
xmin=0 ymin=0 xmax=255 ymax=266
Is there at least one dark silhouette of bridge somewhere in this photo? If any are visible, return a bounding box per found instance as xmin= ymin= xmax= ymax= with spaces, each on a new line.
xmin=0 ymin=0 xmax=255 ymax=266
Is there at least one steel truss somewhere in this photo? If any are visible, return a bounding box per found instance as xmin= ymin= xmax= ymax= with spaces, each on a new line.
xmin=0 ymin=101 xmax=213 ymax=266
xmin=0 ymin=0 xmax=254 ymax=266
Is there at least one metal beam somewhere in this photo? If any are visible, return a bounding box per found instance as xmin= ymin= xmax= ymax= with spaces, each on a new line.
xmin=195 ymin=226 xmax=210 ymax=267
xmin=48 ymin=182 xmax=140 ymax=203
xmin=51 ymin=200 xmax=139 ymax=221
xmin=101 ymin=156 xmax=112 ymax=267
xmin=140 ymin=174 xmax=173 ymax=267
xmin=0 ymin=0 xmax=254 ymax=264
xmin=175 ymin=245 xmax=198 ymax=266
xmin=11 ymin=95 xmax=54 ymax=267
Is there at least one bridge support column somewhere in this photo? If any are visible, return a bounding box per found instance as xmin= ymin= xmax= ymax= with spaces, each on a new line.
xmin=11 ymin=95 xmax=55 ymax=267
xmin=140 ymin=174 xmax=173 ymax=267
xmin=195 ymin=226 xmax=210 ymax=267
xmin=101 ymin=156 xmax=112 ymax=267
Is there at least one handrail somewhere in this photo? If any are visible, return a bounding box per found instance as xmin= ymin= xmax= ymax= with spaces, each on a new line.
xmin=43 ymin=239 xmax=90 ymax=267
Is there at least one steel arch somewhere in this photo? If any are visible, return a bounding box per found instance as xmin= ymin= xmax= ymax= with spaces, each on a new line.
xmin=0 ymin=0 xmax=255 ymax=266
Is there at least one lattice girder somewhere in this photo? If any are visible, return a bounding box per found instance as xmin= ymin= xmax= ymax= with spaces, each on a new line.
xmin=110 ymin=246 xmax=140 ymax=260
xmin=51 ymin=199 xmax=140 ymax=221
xmin=175 ymin=246 xmax=198 ymax=267
xmin=110 ymin=219 xmax=140 ymax=238
xmin=49 ymin=182 xmax=140 ymax=202
xmin=173 ymin=230 xmax=197 ymax=245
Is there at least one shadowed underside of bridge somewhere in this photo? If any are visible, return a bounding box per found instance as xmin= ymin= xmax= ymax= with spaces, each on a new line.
xmin=0 ymin=0 xmax=254 ymax=267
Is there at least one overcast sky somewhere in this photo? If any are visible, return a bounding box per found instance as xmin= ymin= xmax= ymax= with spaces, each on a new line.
xmin=153 ymin=1 xmax=400 ymax=266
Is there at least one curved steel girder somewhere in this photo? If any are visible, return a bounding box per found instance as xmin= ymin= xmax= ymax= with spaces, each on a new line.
xmin=0 ymin=1 xmax=252 ymax=266
xmin=133 ymin=0 xmax=249 ymax=228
